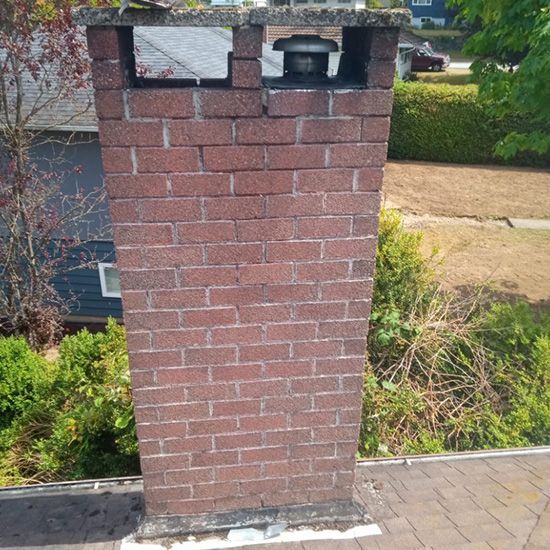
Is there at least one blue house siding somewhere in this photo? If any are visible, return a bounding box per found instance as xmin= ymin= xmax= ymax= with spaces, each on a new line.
xmin=407 ymin=0 xmax=455 ymax=27
xmin=51 ymin=240 xmax=123 ymax=320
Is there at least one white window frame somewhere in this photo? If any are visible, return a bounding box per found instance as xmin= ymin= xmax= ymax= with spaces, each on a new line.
xmin=412 ymin=0 xmax=432 ymax=6
xmin=98 ymin=262 xmax=122 ymax=298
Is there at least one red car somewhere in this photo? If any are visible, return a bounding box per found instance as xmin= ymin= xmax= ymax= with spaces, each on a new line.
xmin=411 ymin=43 xmax=451 ymax=72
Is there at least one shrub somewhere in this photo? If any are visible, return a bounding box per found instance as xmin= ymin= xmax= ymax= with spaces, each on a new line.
xmin=361 ymin=209 xmax=550 ymax=457
xmin=0 ymin=319 xmax=139 ymax=485
xmin=0 ymin=337 xmax=53 ymax=430
xmin=388 ymin=81 xmax=549 ymax=167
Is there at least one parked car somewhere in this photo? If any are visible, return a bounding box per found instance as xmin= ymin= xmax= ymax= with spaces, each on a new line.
xmin=411 ymin=43 xmax=450 ymax=72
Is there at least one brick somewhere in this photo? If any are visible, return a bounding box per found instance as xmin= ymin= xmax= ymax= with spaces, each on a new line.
xmin=267 ymin=145 xmax=326 ymax=170
xmin=241 ymin=446 xmax=288 ymax=463
xmin=233 ymin=26 xmax=263 ymax=58
xmin=325 ymin=192 xmax=380 ymax=215
xmin=105 ymin=174 xmax=168 ymax=199
xmin=324 ymin=238 xmax=377 ymax=259
xmin=234 ymin=170 xmax=294 ymax=196
xmin=206 ymin=196 xmax=263 ymax=220
xmin=237 ymin=218 xmax=294 ymax=241
xmin=213 ymin=399 xmax=261 ymax=417
xmin=129 ymin=349 xmax=180 ymax=369
xmin=267 ymin=90 xmax=330 ymax=116
xmin=362 ymin=116 xmax=391 ymax=143
xmin=292 ymin=443 xmax=335 ymax=459
xmin=267 ymin=323 xmax=316 ymax=342
xmin=295 ymin=261 xmax=350 ymax=282
xmin=120 ymin=269 xmax=176 ymax=290
xmin=291 ymin=376 xmax=339 ymax=394
xmin=239 ymin=379 xmax=289 ymax=398
xmin=356 ymin=167 xmax=384 ymax=191
xmin=267 ymin=283 xmax=317 ymax=303
xmin=126 ymin=332 xmax=151 ymax=351
xmin=239 ymin=263 xmax=293 ymax=284
xmin=141 ymin=198 xmax=201 ymax=222
xmin=239 ymin=304 xmax=291 ymax=323
xmin=266 ymin=194 xmax=324 ymax=217
xmin=348 ymin=299 xmax=372 ymax=318
xmin=315 ymin=357 xmax=364 ymax=375
xmin=101 ymin=147 xmax=132 ymax=173
xmin=216 ymin=464 xmax=261 ymax=482
xmin=301 ymin=117 xmax=362 ymax=143
xmin=99 ymin=121 xmax=164 ymax=147
xmin=296 ymin=217 xmax=352 ymax=238
xmin=330 ymin=143 xmax=388 ymax=168
xmin=263 ymin=361 xmax=314 ymax=379
xmin=180 ymin=266 xmax=238 ymax=287
xmin=159 ymin=405 xmax=212 ymax=425
xmin=239 ymin=414 xmax=287 ymax=432
xmin=232 ymin=58 xmax=262 ymax=88
xmin=313 ymin=426 xmax=358 ymax=443
xmin=367 ymin=59 xmax=397 ymax=89
xmin=177 ymin=221 xmax=235 ymax=243
xmin=128 ymin=89 xmax=195 ymax=118
xmin=94 ymin=90 xmax=124 ymax=119
xmin=207 ymin=243 xmax=263 ymax=265
xmin=211 ymin=362 xmax=262 ymax=380
xmin=292 ymin=340 xmax=341 ymax=359
xmin=318 ymin=320 xmax=369 ymax=338
xmin=332 ymin=89 xmax=394 ymax=116
xmin=91 ymin=59 xmax=124 ymax=89
xmin=211 ymin=326 xmax=263 ymax=345
xmin=199 ymin=89 xmax=262 ymax=118
xmin=187 ymin=383 xmax=237 ymax=401
xmin=141 ymin=453 xmax=188 ymax=473
xmin=236 ymin=119 xmax=296 ymax=145
xmin=210 ymin=286 xmax=263 ymax=306
xmin=321 ymin=280 xmax=372 ymax=301
xmin=353 ymin=216 xmax=379 ymax=237
xmin=296 ymin=410 xmax=336 ymax=428
xmin=164 ymin=466 xmax=213 ymax=485
xmin=185 ymin=347 xmax=237 ymax=366
xmin=86 ymin=26 xmax=121 ymax=60
xmin=164 ymin=499 xmax=214 ymax=515
xmin=241 ymin=477 xmax=288 ymax=495
xmin=267 ymin=241 xmax=321 ymax=261
xmin=144 ymin=245 xmax=203 ymax=268
xmin=109 ymin=200 xmax=139 ymax=222
xmin=124 ymin=310 xmax=178 ymax=330
xmin=122 ymin=290 xmax=148 ymax=310
xmin=265 ymin=460 xmax=311 ymax=477
xmin=152 ymin=330 xmax=208 ymax=350
xmin=297 ymin=169 xmax=354 ymax=193
xmin=266 ymin=429 xmax=313 ymax=447
xmin=169 ymin=119 xmax=232 ymax=146
xmin=203 ymin=146 xmax=264 ymax=172
xmin=368 ymin=27 xmax=399 ymax=60
xmin=183 ymin=307 xmax=237 ymax=327
xmin=136 ymin=147 xmax=200 ymax=173
xmin=295 ymin=301 xmax=347 ymax=320
xmin=114 ymin=224 xmax=173 ymax=246
xmin=187 ymin=418 xmax=238 ymax=437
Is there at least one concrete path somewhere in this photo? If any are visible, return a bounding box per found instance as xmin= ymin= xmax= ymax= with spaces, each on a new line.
xmin=0 ymin=453 xmax=549 ymax=549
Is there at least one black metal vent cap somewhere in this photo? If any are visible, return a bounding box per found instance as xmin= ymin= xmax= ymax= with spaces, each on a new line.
xmin=273 ymin=35 xmax=338 ymax=53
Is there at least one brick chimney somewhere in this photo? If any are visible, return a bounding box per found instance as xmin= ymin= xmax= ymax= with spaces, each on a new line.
xmin=79 ymin=6 xmax=408 ymax=536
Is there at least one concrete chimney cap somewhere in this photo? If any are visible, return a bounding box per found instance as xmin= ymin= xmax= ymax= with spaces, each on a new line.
xmin=73 ymin=7 xmax=411 ymax=28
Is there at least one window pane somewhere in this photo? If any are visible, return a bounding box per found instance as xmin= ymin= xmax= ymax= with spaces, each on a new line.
xmin=104 ymin=266 xmax=121 ymax=295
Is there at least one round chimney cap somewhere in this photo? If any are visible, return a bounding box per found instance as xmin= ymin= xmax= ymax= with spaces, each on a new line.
xmin=273 ymin=35 xmax=338 ymax=53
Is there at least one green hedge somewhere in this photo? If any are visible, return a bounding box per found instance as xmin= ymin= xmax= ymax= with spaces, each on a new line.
xmin=388 ymin=81 xmax=549 ymax=167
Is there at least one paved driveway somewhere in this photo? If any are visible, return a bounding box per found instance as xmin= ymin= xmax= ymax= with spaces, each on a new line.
xmin=0 ymin=452 xmax=549 ymax=549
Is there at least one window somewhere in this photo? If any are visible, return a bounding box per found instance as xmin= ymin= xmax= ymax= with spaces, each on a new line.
xmin=412 ymin=0 xmax=432 ymax=5
xmin=420 ymin=17 xmax=433 ymax=23
xmin=295 ymin=0 xmax=308 ymax=3
xmin=99 ymin=263 xmax=122 ymax=298
xmin=337 ymin=0 xmax=352 ymax=3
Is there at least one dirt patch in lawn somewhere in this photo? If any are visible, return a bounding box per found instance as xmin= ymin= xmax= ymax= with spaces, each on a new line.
xmin=406 ymin=218 xmax=550 ymax=307
xmin=384 ymin=160 xmax=550 ymax=220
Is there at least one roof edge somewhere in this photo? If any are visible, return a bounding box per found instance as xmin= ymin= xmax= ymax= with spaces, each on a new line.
xmin=73 ymin=7 xmax=411 ymax=28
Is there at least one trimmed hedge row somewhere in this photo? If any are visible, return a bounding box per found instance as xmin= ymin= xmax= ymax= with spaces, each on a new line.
xmin=388 ymin=81 xmax=549 ymax=167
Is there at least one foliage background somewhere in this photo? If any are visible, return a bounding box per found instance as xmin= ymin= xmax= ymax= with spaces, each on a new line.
xmin=388 ymin=81 xmax=550 ymax=167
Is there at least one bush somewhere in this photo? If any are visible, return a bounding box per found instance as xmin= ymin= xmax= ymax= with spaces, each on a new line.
xmin=361 ymin=209 xmax=550 ymax=457
xmin=0 ymin=337 xmax=53 ymax=430
xmin=388 ymin=81 xmax=550 ymax=167
xmin=0 ymin=319 xmax=139 ymax=485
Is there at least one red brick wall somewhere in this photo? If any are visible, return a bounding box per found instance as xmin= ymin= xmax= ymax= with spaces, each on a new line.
xmin=87 ymin=24 xmax=397 ymax=517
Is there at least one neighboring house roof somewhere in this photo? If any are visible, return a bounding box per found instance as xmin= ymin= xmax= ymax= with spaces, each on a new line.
xmin=9 ymin=27 xmax=287 ymax=133
xmin=11 ymin=27 xmax=348 ymax=132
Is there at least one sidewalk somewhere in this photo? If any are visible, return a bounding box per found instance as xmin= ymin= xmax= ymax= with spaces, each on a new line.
xmin=0 ymin=452 xmax=548 ymax=549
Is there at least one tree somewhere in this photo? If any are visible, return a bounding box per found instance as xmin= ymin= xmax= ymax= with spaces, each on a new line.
xmin=0 ymin=0 xmax=106 ymax=349
xmin=451 ymin=0 xmax=550 ymax=158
